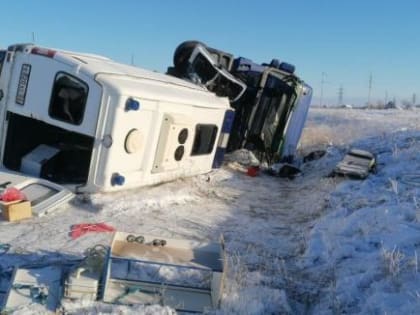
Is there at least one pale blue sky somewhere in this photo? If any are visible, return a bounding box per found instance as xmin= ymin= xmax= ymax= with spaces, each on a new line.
xmin=1 ymin=0 xmax=419 ymax=106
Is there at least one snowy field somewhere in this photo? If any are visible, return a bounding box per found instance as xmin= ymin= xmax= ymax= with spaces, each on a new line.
xmin=1 ymin=107 xmax=420 ymax=314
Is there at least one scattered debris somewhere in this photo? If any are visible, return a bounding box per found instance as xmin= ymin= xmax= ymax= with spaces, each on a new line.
xmin=224 ymin=149 xmax=262 ymax=177
xmin=0 ymin=170 xmax=73 ymax=218
xmin=268 ymin=163 xmax=302 ymax=178
xmin=333 ymin=149 xmax=376 ymax=179
xmin=0 ymin=187 xmax=31 ymax=221
xmin=224 ymin=149 xmax=260 ymax=167
xmin=102 ymin=232 xmax=225 ymax=313
xmin=64 ymin=245 xmax=107 ymax=301
xmin=1 ymin=232 xmax=225 ymax=313
xmin=246 ymin=166 xmax=260 ymax=177
xmin=0 ymin=243 xmax=10 ymax=256
xmin=1 ymin=199 xmax=31 ymax=222
xmin=0 ymin=187 xmax=26 ymax=202
xmin=2 ymin=266 xmax=62 ymax=312
xmin=70 ymin=223 xmax=116 ymax=240
xmin=303 ymin=150 xmax=327 ymax=163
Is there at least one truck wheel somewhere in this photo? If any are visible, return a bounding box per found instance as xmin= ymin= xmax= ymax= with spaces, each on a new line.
xmin=173 ymin=40 xmax=206 ymax=74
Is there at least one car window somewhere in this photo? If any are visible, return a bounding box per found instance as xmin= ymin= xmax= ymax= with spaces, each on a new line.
xmin=191 ymin=124 xmax=218 ymax=155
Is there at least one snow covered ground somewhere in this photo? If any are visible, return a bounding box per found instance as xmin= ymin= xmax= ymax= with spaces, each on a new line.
xmin=1 ymin=108 xmax=420 ymax=314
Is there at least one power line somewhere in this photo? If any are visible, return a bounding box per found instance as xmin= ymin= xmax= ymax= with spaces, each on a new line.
xmin=320 ymin=72 xmax=326 ymax=106
xmin=367 ymin=73 xmax=372 ymax=106
xmin=338 ymin=85 xmax=343 ymax=105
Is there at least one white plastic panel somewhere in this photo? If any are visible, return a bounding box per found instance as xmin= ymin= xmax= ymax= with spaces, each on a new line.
xmin=3 ymin=266 xmax=62 ymax=312
xmin=0 ymin=168 xmax=73 ymax=216
xmin=152 ymin=113 xmax=194 ymax=173
xmin=102 ymin=232 xmax=225 ymax=313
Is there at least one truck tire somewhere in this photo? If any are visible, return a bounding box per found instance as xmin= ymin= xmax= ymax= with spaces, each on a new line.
xmin=173 ymin=40 xmax=206 ymax=74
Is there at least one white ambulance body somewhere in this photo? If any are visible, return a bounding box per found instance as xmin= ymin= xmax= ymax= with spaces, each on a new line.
xmin=0 ymin=44 xmax=232 ymax=193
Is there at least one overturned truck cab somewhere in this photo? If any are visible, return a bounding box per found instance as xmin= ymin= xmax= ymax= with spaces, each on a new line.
xmin=168 ymin=41 xmax=313 ymax=165
xmin=0 ymin=44 xmax=232 ymax=193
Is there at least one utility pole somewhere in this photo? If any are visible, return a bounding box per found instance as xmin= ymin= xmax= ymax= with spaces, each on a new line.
xmin=338 ymin=85 xmax=344 ymax=106
xmin=320 ymin=72 xmax=326 ymax=107
xmin=31 ymin=32 xmax=36 ymax=43
xmin=385 ymin=90 xmax=388 ymax=105
xmin=412 ymin=93 xmax=417 ymax=106
xmin=367 ymin=73 xmax=372 ymax=106
xmin=131 ymin=54 xmax=134 ymax=66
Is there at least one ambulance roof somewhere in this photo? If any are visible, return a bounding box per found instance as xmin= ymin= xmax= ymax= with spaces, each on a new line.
xmin=8 ymin=44 xmax=230 ymax=110
xmin=56 ymin=48 xmax=230 ymax=109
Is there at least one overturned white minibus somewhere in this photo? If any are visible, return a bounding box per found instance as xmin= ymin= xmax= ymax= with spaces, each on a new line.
xmin=0 ymin=44 xmax=233 ymax=195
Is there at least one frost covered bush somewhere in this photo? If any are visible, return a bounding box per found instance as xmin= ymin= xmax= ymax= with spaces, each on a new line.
xmin=382 ymin=246 xmax=405 ymax=277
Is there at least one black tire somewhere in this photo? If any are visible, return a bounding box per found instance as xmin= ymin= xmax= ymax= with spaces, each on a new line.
xmin=173 ymin=40 xmax=206 ymax=74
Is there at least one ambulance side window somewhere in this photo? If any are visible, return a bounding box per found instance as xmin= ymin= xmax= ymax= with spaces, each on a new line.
xmin=49 ymin=72 xmax=88 ymax=125
xmin=191 ymin=124 xmax=218 ymax=155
